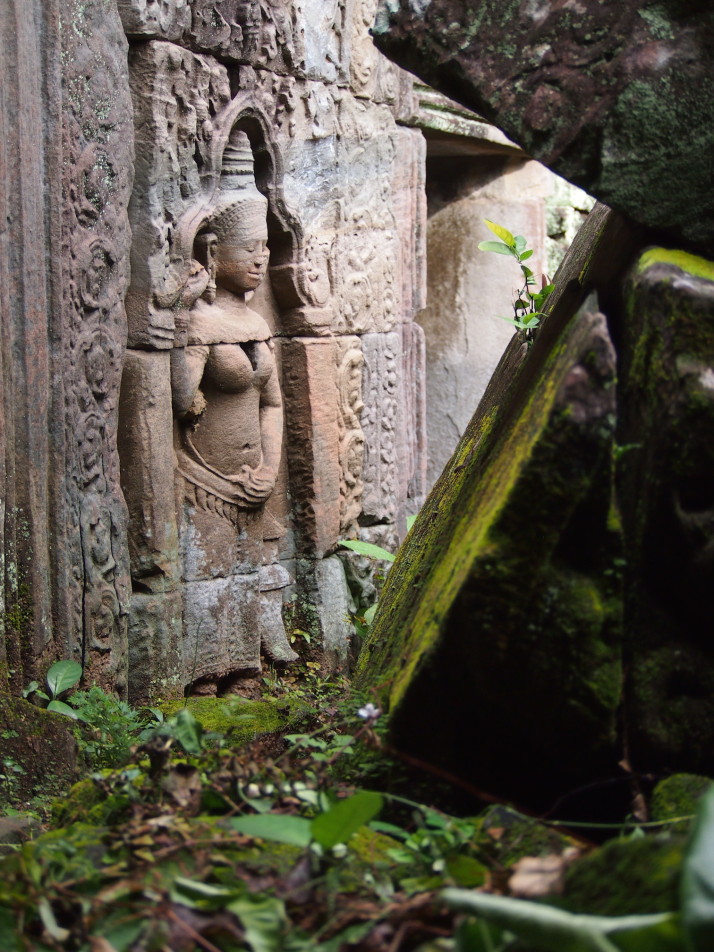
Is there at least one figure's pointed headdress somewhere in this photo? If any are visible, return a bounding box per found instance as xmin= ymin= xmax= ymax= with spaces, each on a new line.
xmin=209 ymin=131 xmax=268 ymax=241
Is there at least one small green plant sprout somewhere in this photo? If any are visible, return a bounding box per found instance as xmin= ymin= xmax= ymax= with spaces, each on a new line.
xmin=23 ymin=660 xmax=83 ymax=719
xmin=338 ymin=539 xmax=396 ymax=563
xmin=478 ymin=219 xmax=554 ymax=339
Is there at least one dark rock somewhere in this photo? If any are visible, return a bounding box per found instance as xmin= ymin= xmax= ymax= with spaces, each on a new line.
xmin=373 ymin=1 xmax=714 ymax=255
xmin=618 ymin=249 xmax=714 ymax=775
xmin=355 ymin=213 xmax=630 ymax=811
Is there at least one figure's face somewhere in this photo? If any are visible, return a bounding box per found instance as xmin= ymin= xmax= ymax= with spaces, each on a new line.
xmin=214 ymin=233 xmax=270 ymax=295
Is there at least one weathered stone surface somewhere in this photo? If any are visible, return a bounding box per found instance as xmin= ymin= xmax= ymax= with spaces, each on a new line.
xmin=111 ymin=8 xmax=427 ymax=693
xmin=374 ymin=0 xmax=714 ymax=255
xmin=361 ymin=332 xmax=406 ymax=529
xmin=356 ymin=297 xmax=624 ymax=809
xmin=401 ymin=321 xmax=428 ymax=516
xmin=127 ymin=591 xmax=182 ymax=703
xmin=182 ymin=574 xmax=262 ymax=684
xmin=118 ymin=350 xmax=178 ymax=590
xmin=281 ymin=338 xmax=342 ymax=556
xmin=356 ymin=206 xmax=636 ymax=805
xmin=0 ymin=0 xmax=133 ymax=693
xmin=618 ymin=249 xmax=714 ymax=775
xmin=336 ymin=337 xmax=366 ymax=539
xmin=313 ymin=556 xmax=355 ymax=669
xmin=417 ymin=157 xmax=550 ymax=488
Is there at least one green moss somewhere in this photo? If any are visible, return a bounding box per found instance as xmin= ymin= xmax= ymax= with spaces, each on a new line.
xmin=478 ymin=806 xmax=578 ymax=868
xmin=561 ymin=834 xmax=684 ymax=916
xmin=159 ymin=696 xmax=307 ymax=745
xmin=651 ymin=774 xmax=713 ymax=833
xmin=637 ymin=248 xmax=714 ymax=283
xmin=51 ymin=775 xmax=132 ymax=827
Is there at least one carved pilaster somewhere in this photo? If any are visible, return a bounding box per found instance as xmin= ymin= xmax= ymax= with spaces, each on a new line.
xmin=0 ymin=0 xmax=133 ymax=692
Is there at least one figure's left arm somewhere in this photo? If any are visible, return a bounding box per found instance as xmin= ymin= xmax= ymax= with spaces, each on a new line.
xmin=259 ymin=343 xmax=283 ymax=478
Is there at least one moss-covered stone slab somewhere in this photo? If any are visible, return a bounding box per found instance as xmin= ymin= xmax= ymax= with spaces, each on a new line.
xmin=356 ymin=289 xmax=623 ymax=810
xmin=561 ymin=832 xmax=685 ymax=916
xmin=374 ymin=1 xmax=714 ymax=256
xmin=0 ymin=696 xmax=77 ymax=806
xmin=618 ymin=249 xmax=714 ymax=775
xmin=651 ymin=774 xmax=713 ymax=834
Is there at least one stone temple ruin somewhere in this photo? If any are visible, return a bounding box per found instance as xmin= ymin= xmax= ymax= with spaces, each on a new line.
xmin=2 ymin=0 xmax=714 ymax=818
xmin=1 ymin=0 xmax=581 ymax=703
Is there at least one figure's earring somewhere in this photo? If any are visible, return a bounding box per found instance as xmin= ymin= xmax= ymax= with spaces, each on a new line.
xmin=195 ymin=231 xmax=218 ymax=303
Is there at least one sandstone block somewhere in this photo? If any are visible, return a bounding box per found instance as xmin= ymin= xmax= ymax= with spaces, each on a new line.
xmin=374 ymin=0 xmax=714 ymax=255
xmin=355 ymin=307 xmax=623 ymax=812
xmin=128 ymin=591 xmax=183 ymax=703
xmin=361 ymin=332 xmax=407 ymax=529
xmin=281 ymin=338 xmax=342 ymax=556
xmin=619 ymin=249 xmax=714 ymax=775
xmin=118 ymin=350 xmax=179 ymax=590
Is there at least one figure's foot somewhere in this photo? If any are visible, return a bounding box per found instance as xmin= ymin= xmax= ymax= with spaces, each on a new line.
xmin=262 ymin=626 xmax=299 ymax=664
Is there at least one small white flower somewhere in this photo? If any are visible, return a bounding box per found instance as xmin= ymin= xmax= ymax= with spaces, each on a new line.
xmin=245 ymin=783 xmax=261 ymax=799
xmin=357 ymin=702 xmax=381 ymax=721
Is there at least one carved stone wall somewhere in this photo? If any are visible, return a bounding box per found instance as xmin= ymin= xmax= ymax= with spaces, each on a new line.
xmin=116 ymin=0 xmax=428 ymax=698
xmin=0 ymin=0 xmax=133 ymax=694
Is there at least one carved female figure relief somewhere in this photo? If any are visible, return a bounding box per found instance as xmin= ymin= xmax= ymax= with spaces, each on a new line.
xmin=171 ymin=132 xmax=296 ymax=694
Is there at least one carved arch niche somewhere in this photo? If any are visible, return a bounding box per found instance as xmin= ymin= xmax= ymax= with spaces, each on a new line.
xmin=119 ymin=43 xmax=338 ymax=700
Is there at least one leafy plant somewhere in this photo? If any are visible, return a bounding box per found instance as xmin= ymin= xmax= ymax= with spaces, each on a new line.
xmin=338 ymin=515 xmax=417 ymax=635
xmin=23 ymin=659 xmax=83 ymax=719
xmin=478 ymin=219 xmax=554 ymax=339
xmin=230 ymin=790 xmax=384 ymax=853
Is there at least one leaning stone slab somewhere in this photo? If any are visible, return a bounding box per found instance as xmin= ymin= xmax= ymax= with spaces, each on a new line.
xmin=373 ymin=0 xmax=714 ymax=256
xmin=618 ymin=249 xmax=714 ymax=776
xmin=355 ymin=299 xmax=623 ymax=811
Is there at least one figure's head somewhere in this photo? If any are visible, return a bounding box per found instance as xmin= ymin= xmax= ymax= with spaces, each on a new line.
xmin=205 ymin=132 xmax=270 ymax=295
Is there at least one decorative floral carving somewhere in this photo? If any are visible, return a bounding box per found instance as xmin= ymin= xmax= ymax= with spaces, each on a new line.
xmin=336 ymin=338 xmax=365 ymax=537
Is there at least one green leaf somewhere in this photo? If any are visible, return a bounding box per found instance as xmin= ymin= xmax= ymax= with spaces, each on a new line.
xmin=443 ymin=891 xmax=679 ymax=952
xmin=102 ymin=917 xmax=151 ymax=952
xmin=518 ymin=248 xmax=534 ymax=261
xmin=681 ymin=784 xmax=714 ymax=951
xmin=477 ymin=240 xmax=514 ymax=256
xmin=338 ymin=540 xmax=395 ymax=562
xmin=45 ymin=660 xmax=82 ymax=698
xmin=363 ymin=604 xmax=378 ymax=625
xmin=446 ymin=854 xmax=488 ymax=888
xmin=484 ymin=219 xmax=516 ymax=248
xmin=311 ymin=791 xmax=383 ymax=849
xmin=22 ymin=681 xmax=39 ymax=698
xmin=230 ymin=814 xmax=312 ymax=847
xmin=47 ymin=699 xmax=83 ymax=720
xmin=228 ymin=897 xmax=287 ymax=952
xmin=173 ymin=708 xmax=203 ymax=754
xmin=514 ymin=235 xmax=527 ymax=254
xmin=455 ymin=918 xmax=514 ymax=952
xmin=0 ymin=906 xmax=22 ymax=952
xmin=170 ymin=876 xmax=240 ymax=910
xmin=406 ymin=513 xmax=418 ymax=532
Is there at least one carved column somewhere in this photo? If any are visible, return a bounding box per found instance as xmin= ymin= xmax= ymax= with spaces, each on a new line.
xmin=0 ymin=0 xmax=133 ymax=693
